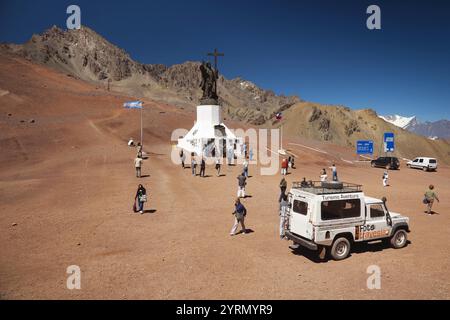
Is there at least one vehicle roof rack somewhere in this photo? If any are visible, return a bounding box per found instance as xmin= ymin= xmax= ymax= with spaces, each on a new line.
xmin=291 ymin=181 xmax=363 ymax=195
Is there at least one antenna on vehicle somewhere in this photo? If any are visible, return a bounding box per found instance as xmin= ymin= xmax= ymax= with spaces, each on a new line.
xmin=382 ymin=197 xmax=393 ymax=226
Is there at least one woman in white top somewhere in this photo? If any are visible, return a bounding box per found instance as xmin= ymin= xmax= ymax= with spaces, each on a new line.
xmin=320 ymin=168 xmax=327 ymax=182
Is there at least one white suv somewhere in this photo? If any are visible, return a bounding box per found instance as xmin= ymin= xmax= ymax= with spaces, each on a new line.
xmin=282 ymin=181 xmax=410 ymax=260
xmin=406 ymin=157 xmax=437 ymax=171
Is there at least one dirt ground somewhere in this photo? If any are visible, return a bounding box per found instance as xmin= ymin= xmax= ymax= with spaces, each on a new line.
xmin=0 ymin=54 xmax=449 ymax=299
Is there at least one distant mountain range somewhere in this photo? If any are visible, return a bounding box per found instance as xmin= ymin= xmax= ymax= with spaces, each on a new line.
xmin=379 ymin=115 xmax=450 ymax=139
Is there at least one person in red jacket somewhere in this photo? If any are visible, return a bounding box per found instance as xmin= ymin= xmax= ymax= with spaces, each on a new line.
xmin=281 ymin=158 xmax=288 ymax=175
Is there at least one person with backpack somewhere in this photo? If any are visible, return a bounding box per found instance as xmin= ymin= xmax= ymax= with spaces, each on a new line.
xmin=134 ymin=184 xmax=147 ymax=214
xmin=134 ymin=155 xmax=143 ymax=178
xmin=200 ymin=157 xmax=206 ymax=177
xmin=237 ymin=173 xmax=247 ymax=198
xmin=230 ymin=198 xmax=247 ymax=236
xmin=424 ymin=184 xmax=440 ymax=215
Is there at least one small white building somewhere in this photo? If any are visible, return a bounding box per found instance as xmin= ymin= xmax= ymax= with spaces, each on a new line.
xmin=177 ymin=104 xmax=243 ymax=157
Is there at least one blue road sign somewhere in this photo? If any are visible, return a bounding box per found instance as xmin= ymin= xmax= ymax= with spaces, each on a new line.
xmin=356 ymin=140 xmax=374 ymax=155
xmin=123 ymin=101 xmax=143 ymax=109
xmin=384 ymin=132 xmax=395 ymax=152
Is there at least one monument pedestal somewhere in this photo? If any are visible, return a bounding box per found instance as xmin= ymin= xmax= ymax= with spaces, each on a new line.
xmin=177 ymin=104 xmax=243 ymax=157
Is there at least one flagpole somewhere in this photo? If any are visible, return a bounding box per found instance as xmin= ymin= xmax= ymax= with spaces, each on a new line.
xmin=140 ymin=102 xmax=143 ymax=147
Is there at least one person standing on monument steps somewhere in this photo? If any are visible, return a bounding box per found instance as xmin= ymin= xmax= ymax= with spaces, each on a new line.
xmin=134 ymin=155 xmax=143 ymax=178
xmin=200 ymin=157 xmax=206 ymax=177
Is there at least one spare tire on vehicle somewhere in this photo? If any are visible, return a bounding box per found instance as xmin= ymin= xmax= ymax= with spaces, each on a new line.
xmin=321 ymin=181 xmax=343 ymax=189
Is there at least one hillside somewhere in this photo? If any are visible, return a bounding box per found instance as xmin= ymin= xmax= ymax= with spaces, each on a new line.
xmin=1 ymin=25 xmax=299 ymax=124
xmin=277 ymin=102 xmax=450 ymax=163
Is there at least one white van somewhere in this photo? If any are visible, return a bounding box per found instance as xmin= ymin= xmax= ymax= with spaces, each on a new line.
xmin=406 ymin=157 xmax=438 ymax=171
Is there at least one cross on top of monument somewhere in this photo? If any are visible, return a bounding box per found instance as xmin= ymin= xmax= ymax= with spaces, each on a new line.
xmin=207 ymin=48 xmax=224 ymax=70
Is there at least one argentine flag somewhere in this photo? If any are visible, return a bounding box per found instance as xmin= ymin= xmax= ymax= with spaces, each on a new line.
xmin=123 ymin=101 xmax=143 ymax=109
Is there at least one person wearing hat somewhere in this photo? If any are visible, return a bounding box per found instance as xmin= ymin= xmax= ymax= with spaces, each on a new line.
xmin=230 ymin=198 xmax=247 ymax=236
xmin=424 ymin=184 xmax=440 ymax=215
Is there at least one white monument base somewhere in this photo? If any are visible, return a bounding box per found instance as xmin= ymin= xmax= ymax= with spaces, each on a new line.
xmin=177 ymin=105 xmax=243 ymax=157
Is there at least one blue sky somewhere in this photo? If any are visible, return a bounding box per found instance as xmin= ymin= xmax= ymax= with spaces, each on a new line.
xmin=1 ymin=0 xmax=449 ymax=121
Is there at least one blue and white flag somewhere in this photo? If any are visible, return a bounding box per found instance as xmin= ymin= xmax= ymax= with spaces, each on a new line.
xmin=123 ymin=101 xmax=143 ymax=109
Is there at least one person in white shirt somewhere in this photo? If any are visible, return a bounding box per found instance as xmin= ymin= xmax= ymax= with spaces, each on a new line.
xmin=320 ymin=168 xmax=328 ymax=182
xmin=243 ymin=158 xmax=249 ymax=177
xmin=329 ymin=164 xmax=338 ymax=181
xmin=134 ymin=156 xmax=143 ymax=178
xmin=383 ymin=171 xmax=389 ymax=187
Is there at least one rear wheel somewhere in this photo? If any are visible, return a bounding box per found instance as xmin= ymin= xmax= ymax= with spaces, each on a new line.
xmin=422 ymin=166 xmax=428 ymax=171
xmin=330 ymin=237 xmax=351 ymax=260
xmin=386 ymin=164 xmax=391 ymax=170
xmin=390 ymin=229 xmax=407 ymax=249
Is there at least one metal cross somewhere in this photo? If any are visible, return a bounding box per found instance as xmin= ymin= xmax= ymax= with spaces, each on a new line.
xmin=207 ymin=48 xmax=224 ymax=70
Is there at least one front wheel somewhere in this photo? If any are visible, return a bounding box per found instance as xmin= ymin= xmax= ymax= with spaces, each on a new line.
xmin=330 ymin=237 xmax=351 ymax=260
xmin=371 ymin=162 xmax=376 ymax=168
xmin=390 ymin=229 xmax=408 ymax=249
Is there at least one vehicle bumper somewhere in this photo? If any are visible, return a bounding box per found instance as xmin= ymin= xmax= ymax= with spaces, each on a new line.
xmin=285 ymin=231 xmax=318 ymax=251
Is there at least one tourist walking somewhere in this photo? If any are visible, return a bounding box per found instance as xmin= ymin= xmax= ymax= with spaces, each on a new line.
xmin=191 ymin=155 xmax=197 ymax=176
xmin=243 ymin=158 xmax=249 ymax=177
xmin=134 ymin=184 xmax=147 ymax=214
xmin=200 ymin=158 xmax=206 ymax=177
xmin=237 ymin=173 xmax=247 ymax=198
xmin=424 ymin=184 xmax=440 ymax=215
xmin=215 ymin=157 xmax=221 ymax=177
xmin=279 ymin=177 xmax=287 ymax=202
xmin=230 ymin=198 xmax=247 ymax=236
xmin=134 ymin=156 xmax=143 ymax=178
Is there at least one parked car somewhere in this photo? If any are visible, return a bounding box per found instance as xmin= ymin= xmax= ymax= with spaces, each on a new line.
xmin=406 ymin=157 xmax=437 ymax=171
xmin=282 ymin=181 xmax=410 ymax=260
xmin=370 ymin=156 xmax=400 ymax=170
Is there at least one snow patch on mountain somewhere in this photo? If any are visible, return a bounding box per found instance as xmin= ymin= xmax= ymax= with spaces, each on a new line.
xmin=379 ymin=114 xmax=417 ymax=129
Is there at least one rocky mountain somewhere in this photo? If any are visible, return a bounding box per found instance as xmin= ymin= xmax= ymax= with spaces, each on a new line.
xmin=408 ymin=119 xmax=450 ymax=139
xmin=0 ymin=25 xmax=299 ymax=125
xmin=380 ymin=114 xmax=450 ymax=139
xmin=280 ymin=103 xmax=450 ymax=161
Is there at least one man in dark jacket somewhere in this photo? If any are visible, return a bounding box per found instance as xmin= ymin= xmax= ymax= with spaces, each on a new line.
xmin=279 ymin=177 xmax=287 ymax=202
xmin=200 ymin=158 xmax=206 ymax=177
xmin=237 ymin=173 xmax=247 ymax=198
xmin=230 ymin=198 xmax=247 ymax=235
